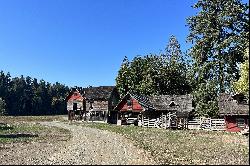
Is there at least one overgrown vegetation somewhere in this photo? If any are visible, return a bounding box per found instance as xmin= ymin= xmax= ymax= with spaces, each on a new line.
xmin=78 ymin=122 xmax=249 ymax=165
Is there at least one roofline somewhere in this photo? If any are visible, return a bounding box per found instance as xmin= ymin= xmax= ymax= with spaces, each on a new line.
xmin=113 ymin=92 xmax=131 ymax=110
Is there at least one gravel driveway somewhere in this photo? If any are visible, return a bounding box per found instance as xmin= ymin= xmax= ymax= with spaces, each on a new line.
xmin=1 ymin=121 xmax=155 ymax=165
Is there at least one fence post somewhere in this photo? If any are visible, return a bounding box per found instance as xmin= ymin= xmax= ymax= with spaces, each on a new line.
xmin=199 ymin=117 xmax=202 ymax=130
xmin=210 ymin=118 xmax=212 ymax=130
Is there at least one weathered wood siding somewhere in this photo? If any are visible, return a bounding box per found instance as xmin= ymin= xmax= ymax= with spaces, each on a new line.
xmin=66 ymin=91 xmax=85 ymax=111
xmin=67 ymin=101 xmax=84 ymax=111
xmin=86 ymin=100 xmax=108 ymax=112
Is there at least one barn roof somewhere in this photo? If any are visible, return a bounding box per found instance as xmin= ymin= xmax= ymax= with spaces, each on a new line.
xmin=83 ymin=86 xmax=116 ymax=100
xmin=129 ymin=92 xmax=155 ymax=110
xmin=218 ymin=93 xmax=249 ymax=115
xmin=115 ymin=92 xmax=193 ymax=113
xmin=148 ymin=94 xmax=193 ymax=112
xmin=113 ymin=92 xmax=154 ymax=111
xmin=66 ymin=90 xmax=84 ymax=102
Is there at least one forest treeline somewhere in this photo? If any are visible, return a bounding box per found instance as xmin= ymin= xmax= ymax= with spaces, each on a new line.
xmin=0 ymin=72 xmax=70 ymax=115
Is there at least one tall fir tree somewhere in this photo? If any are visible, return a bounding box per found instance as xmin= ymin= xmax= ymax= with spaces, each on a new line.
xmin=115 ymin=56 xmax=131 ymax=97
xmin=187 ymin=0 xmax=249 ymax=117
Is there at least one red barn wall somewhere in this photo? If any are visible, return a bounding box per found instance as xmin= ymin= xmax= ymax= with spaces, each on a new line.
xmin=116 ymin=98 xmax=143 ymax=112
xmin=66 ymin=91 xmax=85 ymax=111
xmin=225 ymin=115 xmax=249 ymax=132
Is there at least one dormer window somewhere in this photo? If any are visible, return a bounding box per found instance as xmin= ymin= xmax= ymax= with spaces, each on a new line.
xmin=169 ymin=101 xmax=179 ymax=107
xmin=169 ymin=101 xmax=176 ymax=107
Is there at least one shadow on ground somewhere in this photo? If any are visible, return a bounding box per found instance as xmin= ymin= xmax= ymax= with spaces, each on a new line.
xmin=0 ymin=133 xmax=38 ymax=138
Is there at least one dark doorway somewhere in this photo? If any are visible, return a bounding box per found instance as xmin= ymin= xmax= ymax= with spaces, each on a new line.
xmin=73 ymin=103 xmax=77 ymax=110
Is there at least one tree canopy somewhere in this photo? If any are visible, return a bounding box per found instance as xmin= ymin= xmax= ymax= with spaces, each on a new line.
xmin=186 ymin=0 xmax=249 ymax=117
xmin=116 ymin=35 xmax=192 ymax=97
xmin=233 ymin=48 xmax=249 ymax=97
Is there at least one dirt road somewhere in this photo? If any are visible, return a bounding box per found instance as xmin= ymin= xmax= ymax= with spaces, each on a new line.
xmin=0 ymin=121 xmax=155 ymax=165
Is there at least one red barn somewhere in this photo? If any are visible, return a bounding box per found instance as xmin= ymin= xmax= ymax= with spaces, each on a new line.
xmin=218 ymin=93 xmax=249 ymax=132
xmin=113 ymin=93 xmax=144 ymax=125
xmin=114 ymin=92 xmax=193 ymax=126
xmin=66 ymin=89 xmax=85 ymax=120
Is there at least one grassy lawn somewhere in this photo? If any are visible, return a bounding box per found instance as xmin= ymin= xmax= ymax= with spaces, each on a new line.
xmin=76 ymin=122 xmax=249 ymax=165
xmin=0 ymin=115 xmax=70 ymax=144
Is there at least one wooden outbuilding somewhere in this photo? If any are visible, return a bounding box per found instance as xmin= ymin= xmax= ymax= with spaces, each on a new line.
xmin=113 ymin=93 xmax=145 ymax=125
xmin=83 ymin=86 xmax=120 ymax=122
xmin=66 ymin=89 xmax=85 ymax=120
xmin=218 ymin=93 xmax=249 ymax=132
xmin=114 ymin=92 xmax=194 ymax=128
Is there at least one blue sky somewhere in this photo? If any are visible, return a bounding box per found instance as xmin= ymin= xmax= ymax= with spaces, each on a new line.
xmin=1 ymin=0 xmax=202 ymax=87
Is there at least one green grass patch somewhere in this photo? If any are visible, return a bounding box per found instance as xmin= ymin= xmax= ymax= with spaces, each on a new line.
xmin=76 ymin=122 xmax=249 ymax=165
xmin=0 ymin=120 xmax=70 ymax=144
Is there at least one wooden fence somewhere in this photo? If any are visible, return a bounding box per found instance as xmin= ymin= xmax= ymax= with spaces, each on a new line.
xmin=187 ymin=117 xmax=225 ymax=131
xmin=141 ymin=116 xmax=226 ymax=131
xmin=187 ymin=118 xmax=201 ymax=130
xmin=142 ymin=118 xmax=158 ymax=128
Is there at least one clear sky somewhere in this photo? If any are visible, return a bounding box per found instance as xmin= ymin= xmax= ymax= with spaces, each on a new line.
xmin=0 ymin=0 xmax=201 ymax=87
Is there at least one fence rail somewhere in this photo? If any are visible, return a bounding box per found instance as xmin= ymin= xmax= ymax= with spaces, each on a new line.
xmin=187 ymin=117 xmax=225 ymax=131
xmin=141 ymin=116 xmax=226 ymax=131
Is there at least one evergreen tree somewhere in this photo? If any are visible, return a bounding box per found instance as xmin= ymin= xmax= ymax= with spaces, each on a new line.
xmin=186 ymin=0 xmax=249 ymax=117
xmin=115 ymin=56 xmax=131 ymax=97
xmin=0 ymin=97 xmax=6 ymax=115
xmin=0 ymin=71 xmax=70 ymax=115
xmin=161 ymin=35 xmax=191 ymax=95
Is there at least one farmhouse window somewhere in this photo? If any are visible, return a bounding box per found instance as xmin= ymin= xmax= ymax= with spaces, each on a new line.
xmin=236 ymin=118 xmax=245 ymax=128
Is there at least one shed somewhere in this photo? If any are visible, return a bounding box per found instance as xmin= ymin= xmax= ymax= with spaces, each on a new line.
xmin=114 ymin=92 xmax=194 ymax=126
xmin=218 ymin=93 xmax=249 ymax=132
xmin=66 ymin=89 xmax=85 ymax=120
xmin=83 ymin=86 xmax=120 ymax=122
